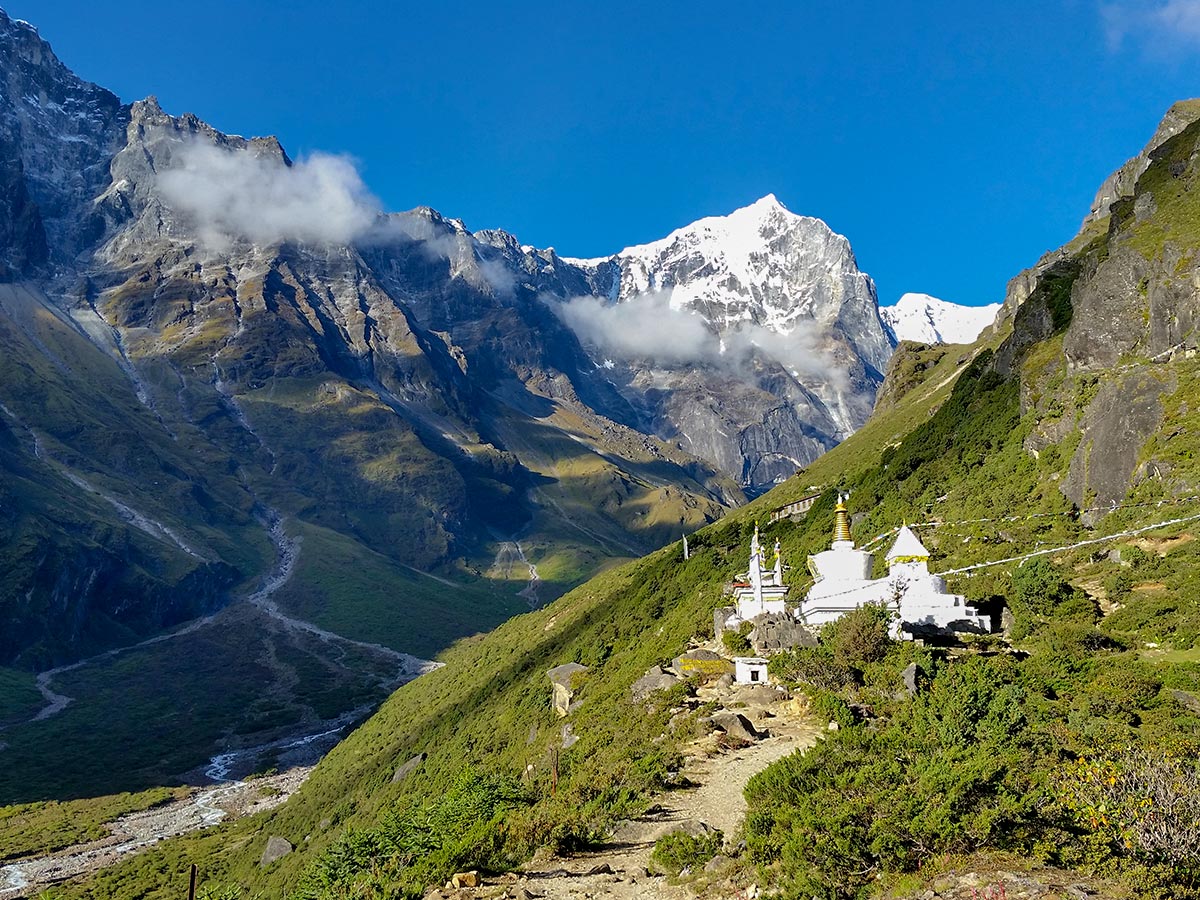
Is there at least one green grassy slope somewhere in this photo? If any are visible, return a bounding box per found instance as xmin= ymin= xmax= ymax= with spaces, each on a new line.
xmin=42 ymin=104 xmax=1200 ymax=900
xmin=54 ymin=114 xmax=1200 ymax=900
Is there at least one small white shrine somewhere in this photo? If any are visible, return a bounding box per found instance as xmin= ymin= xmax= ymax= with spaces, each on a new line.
xmin=725 ymin=525 xmax=789 ymax=626
xmin=797 ymin=497 xmax=991 ymax=638
xmin=734 ymin=657 xmax=770 ymax=684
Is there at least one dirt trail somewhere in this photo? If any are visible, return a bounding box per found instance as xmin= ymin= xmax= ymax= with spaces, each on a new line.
xmin=491 ymin=541 xmax=542 ymax=608
xmin=439 ymin=701 xmax=821 ymax=900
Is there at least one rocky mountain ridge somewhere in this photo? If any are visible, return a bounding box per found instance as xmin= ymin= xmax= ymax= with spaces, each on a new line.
xmin=0 ymin=5 xmax=923 ymax=794
xmin=555 ymin=194 xmax=893 ymax=487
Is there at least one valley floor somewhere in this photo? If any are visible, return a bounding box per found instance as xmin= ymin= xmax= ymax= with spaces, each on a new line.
xmin=0 ymin=766 xmax=312 ymax=898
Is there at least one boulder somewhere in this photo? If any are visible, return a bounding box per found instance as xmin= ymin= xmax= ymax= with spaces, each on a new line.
xmin=704 ymin=854 xmax=734 ymax=874
xmin=392 ymin=752 xmax=426 ymax=783
xmin=561 ymin=723 xmax=579 ymax=750
xmin=259 ymin=835 xmax=293 ymax=866
xmin=748 ymin=613 xmax=817 ymax=654
xmin=707 ymin=711 xmax=761 ymax=743
xmin=451 ymin=871 xmax=479 ymax=888
xmin=1173 ymin=689 xmax=1200 ymax=714
xmin=713 ymin=606 xmax=737 ymax=638
xmin=730 ymin=683 xmax=788 ymax=706
xmin=671 ymin=648 xmax=734 ymax=681
xmin=547 ymin=662 xmax=588 ymax=717
xmin=631 ymin=665 xmax=679 ymax=701
xmin=902 ymin=662 xmax=921 ymax=696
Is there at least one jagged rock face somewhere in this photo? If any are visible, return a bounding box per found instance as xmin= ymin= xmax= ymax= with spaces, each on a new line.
xmin=363 ymin=196 xmax=894 ymax=494
xmin=1061 ymin=371 xmax=1169 ymax=515
xmin=0 ymin=10 xmax=126 ymax=271
xmin=991 ymin=100 xmax=1200 ymax=515
xmin=1082 ymin=99 xmax=1200 ymax=228
xmin=590 ymin=195 xmax=885 ymax=359
xmin=552 ymin=195 xmax=894 ymax=491
xmin=1063 ymin=115 xmax=1200 ymax=372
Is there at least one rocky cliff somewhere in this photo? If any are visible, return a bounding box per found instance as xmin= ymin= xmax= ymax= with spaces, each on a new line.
xmin=0 ymin=7 xmax=903 ymax=673
xmin=998 ymin=98 xmax=1200 ymax=514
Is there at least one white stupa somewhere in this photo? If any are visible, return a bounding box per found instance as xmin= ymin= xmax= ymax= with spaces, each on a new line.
xmin=800 ymin=496 xmax=888 ymax=627
xmin=885 ymin=525 xmax=990 ymax=636
xmin=797 ymin=498 xmax=991 ymax=638
xmin=726 ymin=524 xmax=789 ymax=626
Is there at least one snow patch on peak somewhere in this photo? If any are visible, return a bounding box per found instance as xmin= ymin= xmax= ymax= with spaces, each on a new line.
xmin=880 ymin=293 xmax=999 ymax=345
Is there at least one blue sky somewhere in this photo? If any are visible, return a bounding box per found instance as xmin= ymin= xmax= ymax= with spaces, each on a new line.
xmin=9 ymin=0 xmax=1200 ymax=306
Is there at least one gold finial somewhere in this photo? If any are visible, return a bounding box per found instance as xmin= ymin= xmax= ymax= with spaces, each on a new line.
xmin=833 ymin=494 xmax=852 ymax=544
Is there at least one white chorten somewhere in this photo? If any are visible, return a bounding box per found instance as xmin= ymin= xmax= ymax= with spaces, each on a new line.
xmin=728 ymin=525 xmax=789 ymax=624
xmin=800 ymin=496 xmax=887 ymax=627
xmin=885 ymin=526 xmax=990 ymax=636
xmin=798 ymin=502 xmax=992 ymax=639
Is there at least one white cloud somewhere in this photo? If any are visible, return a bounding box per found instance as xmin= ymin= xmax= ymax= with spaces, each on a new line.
xmin=551 ymin=289 xmax=842 ymax=384
xmin=156 ymin=141 xmax=520 ymax=296
xmin=556 ymin=290 xmax=717 ymax=365
xmin=1102 ymin=0 xmax=1200 ymax=53
xmin=157 ymin=141 xmax=381 ymax=247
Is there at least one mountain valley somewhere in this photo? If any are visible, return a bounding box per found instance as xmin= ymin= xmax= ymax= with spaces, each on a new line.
xmin=9 ymin=7 xmax=1199 ymax=900
xmin=1 ymin=82 xmax=1198 ymax=899
xmin=0 ymin=7 xmax=1002 ymax=803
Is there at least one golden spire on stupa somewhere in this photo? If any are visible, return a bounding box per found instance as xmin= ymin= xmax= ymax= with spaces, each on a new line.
xmin=833 ymin=494 xmax=852 ymax=544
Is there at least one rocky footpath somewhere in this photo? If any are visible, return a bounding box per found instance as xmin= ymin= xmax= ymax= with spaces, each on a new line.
xmin=422 ymin=686 xmax=820 ymax=900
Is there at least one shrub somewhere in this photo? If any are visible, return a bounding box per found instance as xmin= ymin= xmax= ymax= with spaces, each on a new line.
xmin=1011 ymin=558 xmax=1076 ymax=617
xmin=768 ymin=646 xmax=854 ymax=691
xmin=745 ymin=655 xmax=1043 ymax=899
xmin=1055 ymin=747 xmax=1200 ymax=873
xmin=826 ymin=603 xmax=894 ymax=669
xmin=1121 ymin=545 xmax=1152 ymax=570
xmin=651 ymin=828 xmax=724 ymax=876
xmin=807 ymin=690 xmax=855 ymax=728
xmin=1104 ymin=569 xmax=1134 ymax=603
xmin=722 ymin=630 xmax=752 ymax=655
xmin=296 ymin=769 xmax=530 ymax=899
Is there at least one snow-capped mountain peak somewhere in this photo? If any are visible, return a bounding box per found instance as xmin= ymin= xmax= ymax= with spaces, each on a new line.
xmin=880 ymin=293 xmax=999 ymax=345
xmin=567 ymin=195 xmax=884 ymax=351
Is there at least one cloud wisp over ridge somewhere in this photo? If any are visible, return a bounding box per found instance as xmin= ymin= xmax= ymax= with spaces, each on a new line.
xmin=157 ymin=139 xmax=519 ymax=296
xmin=551 ymin=289 xmax=844 ymax=386
xmin=158 ymin=141 xmax=381 ymax=247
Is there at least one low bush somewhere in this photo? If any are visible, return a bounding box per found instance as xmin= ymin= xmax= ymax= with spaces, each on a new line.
xmin=651 ymin=829 xmax=724 ymax=876
xmin=722 ymin=630 xmax=752 ymax=655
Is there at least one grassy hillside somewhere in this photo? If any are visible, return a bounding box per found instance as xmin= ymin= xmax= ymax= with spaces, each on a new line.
xmin=50 ymin=202 xmax=1200 ymax=897
xmin=36 ymin=103 xmax=1200 ymax=900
